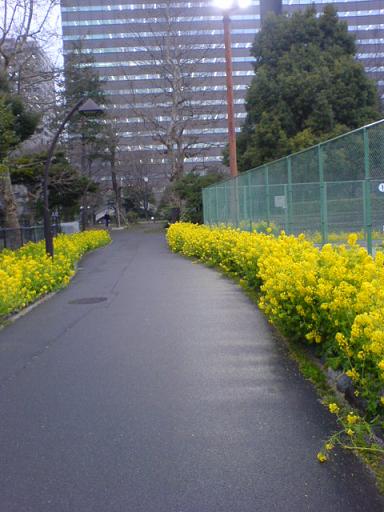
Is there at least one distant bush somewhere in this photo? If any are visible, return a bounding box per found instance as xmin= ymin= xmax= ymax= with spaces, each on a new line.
xmin=126 ymin=211 xmax=139 ymax=223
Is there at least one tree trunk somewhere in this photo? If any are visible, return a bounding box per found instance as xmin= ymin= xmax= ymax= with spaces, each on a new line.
xmin=110 ymin=152 xmax=121 ymax=228
xmin=0 ymin=166 xmax=22 ymax=249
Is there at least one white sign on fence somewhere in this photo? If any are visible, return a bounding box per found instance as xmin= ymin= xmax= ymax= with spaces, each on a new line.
xmin=274 ymin=195 xmax=287 ymax=209
xmin=378 ymin=183 xmax=384 ymax=192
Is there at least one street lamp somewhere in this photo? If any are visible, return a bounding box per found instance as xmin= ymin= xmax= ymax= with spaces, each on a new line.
xmin=43 ymin=98 xmax=103 ymax=257
xmin=215 ymin=0 xmax=251 ymax=177
xmin=143 ymin=176 xmax=149 ymax=220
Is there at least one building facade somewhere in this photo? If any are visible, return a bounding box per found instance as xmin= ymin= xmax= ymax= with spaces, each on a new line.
xmin=60 ymin=0 xmax=383 ymax=183
xmin=60 ymin=0 xmax=261 ymax=182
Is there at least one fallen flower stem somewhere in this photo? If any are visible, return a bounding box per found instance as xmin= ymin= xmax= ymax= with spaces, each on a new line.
xmin=341 ymin=445 xmax=384 ymax=454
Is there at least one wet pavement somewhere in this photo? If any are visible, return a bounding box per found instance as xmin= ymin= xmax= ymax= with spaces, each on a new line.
xmin=0 ymin=226 xmax=382 ymax=511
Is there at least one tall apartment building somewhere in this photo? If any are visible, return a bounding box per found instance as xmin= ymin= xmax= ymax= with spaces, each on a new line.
xmin=60 ymin=1 xmax=383 ymax=182
xmin=60 ymin=0 xmax=261 ymax=181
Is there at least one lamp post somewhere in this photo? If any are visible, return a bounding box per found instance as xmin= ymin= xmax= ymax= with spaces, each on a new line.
xmin=217 ymin=0 xmax=250 ymax=177
xmin=43 ymin=98 xmax=103 ymax=257
xmin=143 ymin=176 xmax=149 ymax=220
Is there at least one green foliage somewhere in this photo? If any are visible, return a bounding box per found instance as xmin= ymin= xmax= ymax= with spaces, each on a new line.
xmin=126 ymin=211 xmax=139 ymax=224
xmin=10 ymin=95 xmax=40 ymax=143
xmin=0 ymin=73 xmax=39 ymax=160
xmin=238 ymin=6 xmax=381 ymax=171
xmin=173 ymin=172 xmax=223 ymax=223
xmin=9 ymin=151 xmax=97 ymax=216
xmin=64 ymin=45 xmax=106 ymax=106
xmin=123 ymin=183 xmax=155 ymax=217
xmin=0 ymin=96 xmax=18 ymax=159
xmin=63 ymin=43 xmax=107 ymax=156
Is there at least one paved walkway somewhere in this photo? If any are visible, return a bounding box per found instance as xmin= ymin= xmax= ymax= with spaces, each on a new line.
xmin=0 ymin=226 xmax=382 ymax=511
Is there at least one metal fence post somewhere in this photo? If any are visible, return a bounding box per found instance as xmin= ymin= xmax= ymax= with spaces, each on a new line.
xmin=264 ymin=165 xmax=271 ymax=223
xmin=283 ymin=184 xmax=289 ymax=232
xmin=318 ymin=144 xmax=328 ymax=244
xmin=234 ymin=178 xmax=240 ymax=227
xmin=363 ymin=127 xmax=372 ymax=254
xmin=202 ymin=189 xmax=206 ymax=224
xmin=247 ymin=173 xmax=253 ymax=231
xmin=215 ymin=186 xmax=219 ymax=225
xmin=287 ymin=157 xmax=293 ymax=234
xmin=209 ymin=189 xmax=214 ymax=226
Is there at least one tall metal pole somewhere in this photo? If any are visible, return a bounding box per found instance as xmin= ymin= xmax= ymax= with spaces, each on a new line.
xmin=43 ymin=98 xmax=103 ymax=256
xmin=143 ymin=177 xmax=149 ymax=220
xmin=43 ymin=98 xmax=86 ymax=257
xmin=223 ymin=14 xmax=238 ymax=178
xmin=363 ymin=128 xmax=372 ymax=254
xmin=318 ymin=144 xmax=328 ymax=245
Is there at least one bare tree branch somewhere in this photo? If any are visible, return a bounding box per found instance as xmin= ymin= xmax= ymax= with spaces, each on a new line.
xmin=110 ymin=0 xmax=221 ymax=181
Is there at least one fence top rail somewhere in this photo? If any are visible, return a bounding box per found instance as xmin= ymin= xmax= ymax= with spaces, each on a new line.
xmin=0 ymin=225 xmax=58 ymax=232
xmin=227 ymin=179 xmax=368 ymax=189
xmin=203 ymin=117 xmax=384 ymax=191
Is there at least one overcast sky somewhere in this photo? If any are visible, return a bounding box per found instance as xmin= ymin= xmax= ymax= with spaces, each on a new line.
xmin=46 ymin=2 xmax=63 ymax=67
xmin=1 ymin=1 xmax=65 ymax=67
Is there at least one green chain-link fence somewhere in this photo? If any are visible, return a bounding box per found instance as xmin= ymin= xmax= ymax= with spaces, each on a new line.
xmin=203 ymin=119 xmax=384 ymax=254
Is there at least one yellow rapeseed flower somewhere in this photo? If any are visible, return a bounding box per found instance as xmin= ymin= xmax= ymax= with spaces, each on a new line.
xmin=346 ymin=413 xmax=359 ymax=425
xmin=328 ymin=403 xmax=340 ymax=415
xmin=317 ymin=452 xmax=327 ymax=463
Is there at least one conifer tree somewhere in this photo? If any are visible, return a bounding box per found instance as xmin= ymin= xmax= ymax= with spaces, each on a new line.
xmin=237 ymin=6 xmax=381 ymax=171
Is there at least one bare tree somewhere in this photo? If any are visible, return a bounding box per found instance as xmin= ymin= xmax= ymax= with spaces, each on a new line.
xmin=0 ymin=0 xmax=59 ymax=114
xmin=0 ymin=0 xmax=59 ymax=235
xmin=98 ymin=119 xmax=125 ymax=227
xmin=120 ymin=2 xmax=222 ymax=182
xmin=0 ymin=0 xmax=59 ymax=70
xmin=116 ymin=153 xmax=157 ymax=217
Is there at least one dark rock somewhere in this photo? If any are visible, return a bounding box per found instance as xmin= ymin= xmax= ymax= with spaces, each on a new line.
xmin=371 ymin=425 xmax=384 ymax=446
xmin=326 ymin=367 xmax=340 ymax=383
xmin=336 ymin=373 xmax=353 ymax=394
xmin=346 ymin=390 xmax=368 ymax=412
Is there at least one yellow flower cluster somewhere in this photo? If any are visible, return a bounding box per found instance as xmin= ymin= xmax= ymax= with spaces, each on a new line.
xmin=328 ymin=403 xmax=340 ymax=415
xmin=167 ymin=223 xmax=384 ymax=416
xmin=317 ymin=452 xmax=327 ymax=463
xmin=0 ymin=230 xmax=110 ymax=320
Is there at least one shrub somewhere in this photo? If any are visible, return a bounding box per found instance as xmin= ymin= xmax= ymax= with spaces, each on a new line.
xmin=0 ymin=230 xmax=110 ymax=320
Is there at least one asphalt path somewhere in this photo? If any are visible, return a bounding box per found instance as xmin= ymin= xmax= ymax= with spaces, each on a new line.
xmin=0 ymin=226 xmax=382 ymax=511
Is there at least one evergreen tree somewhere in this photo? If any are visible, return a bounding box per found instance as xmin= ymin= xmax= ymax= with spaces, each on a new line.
xmin=9 ymin=151 xmax=97 ymax=221
xmin=237 ymin=6 xmax=381 ymax=171
xmin=0 ymin=72 xmax=39 ymax=237
xmin=158 ymin=172 xmax=222 ymax=223
xmin=0 ymin=73 xmax=39 ymax=160
xmin=63 ymin=42 xmax=107 ymax=174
